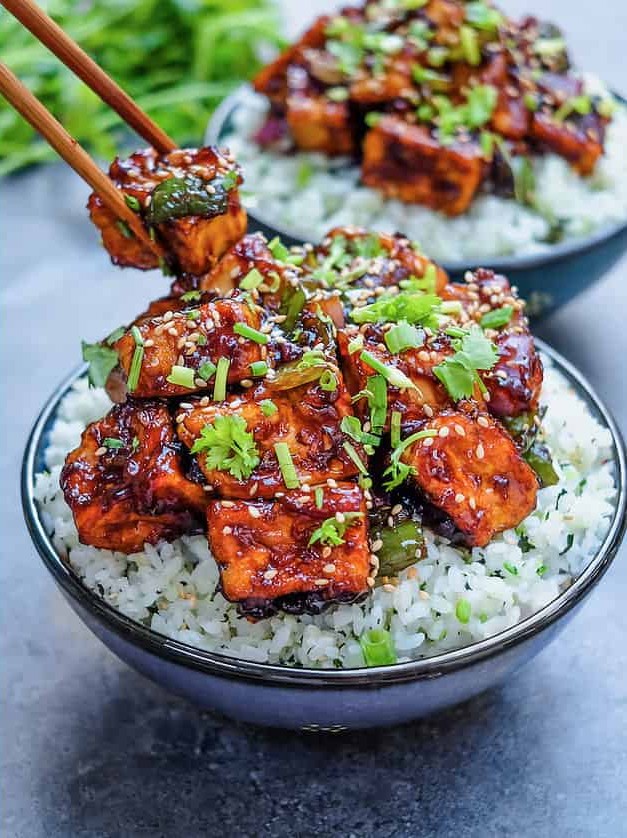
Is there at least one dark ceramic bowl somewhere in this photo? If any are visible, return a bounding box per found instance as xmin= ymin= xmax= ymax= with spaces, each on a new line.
xmin=207 ymin=85 xmax=627 ymax=319
xmin=22 ymin=341 xmax=626 ymax=730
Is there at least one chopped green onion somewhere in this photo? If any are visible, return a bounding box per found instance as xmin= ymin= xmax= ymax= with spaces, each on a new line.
xmin=260 ymin=399 xmax=278 ymax=417
xmin=360 ymin=628 xmax=397 ymax=667
xmin=348 ymin=334 xmax=364 ymax=354
xmin=233 ymin=323 xmax=269 ymax=344
xmin=240 ymin=268 xmax=264 ymax=291
xmin=319 ymin=369 xmax=338 ymax=391
xmin=132 ymin=436 xmax=140 ymax=452
xmin=166 ymin=365 xmax=196 ymax=389
xmin=390 ymin=410 xmax=402 ymax=448
xmin=314 ymin=486 xmax=324 ymax=509
xmin=327 ymin=86 xmax=349 ymax=102
xmin=480 ymin=305 xmax=514 ymax=329
xmin=196 ymin=334 xmax=207 ymax=346
xmin=115 ymin=219 xmax=133 ymax=239
xmin=103 ymin=437 xmax=124 ymax=449
xmin=250 ymin=360 xmax=269 ymax=377
xmin=197 ymin=361 xmax=216 ymax=381
xmin=503 ymin=561 xmax=519 ymax=576
xmin=274 ymin=442 xmax=300 ymax=489
xmin=460 ymin=25 xmax=481 ymax=65
xmin=213 ymin=357 xmax=230 ymax=401
xmin=523 ymin=92 xmax=539 ymax=112
xmin=559 ymin=533 xmax=575 ymax=556
xmin=369 ymin=375 xmax=388 ymax=434
xmin=360 ymin=350 xmax=417 ymax=392
xmin=131 ymin=325 xmax=144 ymax=346
xmin=536 ymin=564 xmax=548 ymax=576
xmin=268 ymin=236 xmax=290 ymax=262
xmin=296 ymin=161 xmax=313 ymax=188
xmin=365 ymin=111 xmax=383 ymax=127
xmin=342 ymin=440 xmax=368 ymax=475
xmin=127 ymin=325 xmax=145 ymax=393
xmin=456 ymin=598 xmax=472 ymax=624
xmin=187 ymin=310 xmax=201 ymax=320
xmin=480 ymin=130 xmax=495 ymax=158
xmin=180 ymin=290 xmax=202 ymax=302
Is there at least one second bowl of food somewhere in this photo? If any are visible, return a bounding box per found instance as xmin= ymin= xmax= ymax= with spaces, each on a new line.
xmin=207 ymin=0 xmax=627 ymax=317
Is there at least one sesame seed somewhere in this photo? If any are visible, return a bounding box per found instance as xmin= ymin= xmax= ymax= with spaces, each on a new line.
xmin=322 ymin=546 xmax=333 ymax=559
xmin=95 ymin=446 xmax=107 ymax=456
xmin=222 ymin=526 xmax=232 ymax=535
xmin=423 ymin=404 xmax=434 ymax=418
xmin=326 ymin=478 xmax=337 ymax=488
xmin=469 ymin=498 xmax=477 ymax=510
xmin=366 ymin=576 xmax=376 ymax=588
xmin=477 ymin=416 xmax=490 ymax=428
xmin=248 ymin=506 xmax=261 ymax=518
xmin=323 ymin=563 xmax=336 ymax=574
xmin=314 ymin=578 xmax=330 ymax=587
xmin=144 ymin=339 xmax=154 ymax=347
xmin=175 ymin=413 xmax=185 ymax=423
xmin=264 ymin=569 xmax=277 ymax=580
xmin=455 ymin=493 xmax=466 ymax=503
xmin=221 ymin=500 xmax=235 ymax=508
xmin=423 ymin=437 xmax=434 ymax=447
xmin=163 ymin=311 xmax=174 ymax=322
xmin=371 ymin=538 xmax=383 ymax=552
xmin=455 ymin=424 xmax=466 ymax=436
xmin=438 ymin=426 xmax=450 ymax=438
xmin=476 ymin=444 xmax=485 ymax=459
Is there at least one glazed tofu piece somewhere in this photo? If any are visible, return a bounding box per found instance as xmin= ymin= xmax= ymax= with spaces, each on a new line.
xmin=176 ymin=372 xmax=365 ymax=499
xmin=362 ymin=117 xmax=486 ymax=215
xmin=108 ymin=295 xmax=267 ymax=400
xmin=88 ymin=146 xmax=247 ymax=274
xmin=286 ymin=95 xmax=355 ymax=156
xmin=337 ymin=324 xmax=459 ymax=432
xmin=60 ymin=401 xmax=207 ymax=554
xmin=309 ymin=226 xmax=448 ymax=296
xmin=199 ymin=232 xmax=302 ymax=309
xmin=253 ymin=17 xmax=330 ymax=107
xmin=206 ymin=482 xmax=371 ymax=617
xmin=531 ymin=112 xmax=605 ymax=175
xmin=441 ymin=268 xmax=543 ymax=418
xmin=400 ymin=408 xmax=538 ymax=547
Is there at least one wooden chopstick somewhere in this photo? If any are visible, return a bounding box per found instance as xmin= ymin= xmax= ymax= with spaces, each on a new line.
xmin=1 ymin=0 xmax=176 ymax=154
xmin=0 ymin=63 xmax=165 ymax=259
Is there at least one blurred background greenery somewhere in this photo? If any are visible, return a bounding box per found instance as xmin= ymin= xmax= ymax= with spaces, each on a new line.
xmin=0 ymin=0 xmax=285 ymax=176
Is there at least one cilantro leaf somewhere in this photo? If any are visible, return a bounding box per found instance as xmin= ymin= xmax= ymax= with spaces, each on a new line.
xmin=351 ymin=291 xmax=441 ymax=328
xmin=190 ymin=415 xmax=260 ymax=481
xmin=82 ymin=341 xmax=119 ymax=388
xmin=308 ymin=512 xmax=363 ymax=547
xmin=433 ymin=325 xmax=498 ymax=401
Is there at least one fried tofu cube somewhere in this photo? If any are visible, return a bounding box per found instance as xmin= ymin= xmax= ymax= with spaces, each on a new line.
xmin=311 ymin=226 xmax=448 ymax=294
xmin=401 ymin=409 xmax=538 ymax=547
xmin=176 ymin=372 xmax=365 ymax=498
xmin=337 ymin=325 xmax=458 ymax=431
xmin=286 ymin=94 xmax=355 ymax=156
xmin=88 ymin=146 xmax=247 ymax=274
xmin=109 ymin=296 xmax=267 ymax=400
xmin=362 ymin=117 xmax=486 ymax=215
xmin=199 ymin=232 xmax=301 ymax=309
xmin=60 ymin=401 xmax=207 ymax=554
xmin=531 ymin=112 xmax=604 ymax=175
xmin=441 ymin=268 xmax=543 ymax=418
xmin=206 ymin=482 xmax=370 ymax=616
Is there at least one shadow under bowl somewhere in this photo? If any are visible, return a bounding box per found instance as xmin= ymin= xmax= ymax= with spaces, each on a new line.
xmin=208 ymin=85 xmax=627 ymax=319
xmin=22 ymin=341 xmax=627 ymax=730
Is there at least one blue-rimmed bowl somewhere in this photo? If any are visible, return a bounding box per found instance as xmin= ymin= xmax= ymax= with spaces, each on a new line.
xmin=22 ymin=341 xmax=626 ymax=730
xmin=207 ymin=85 xmax=627 ymax=319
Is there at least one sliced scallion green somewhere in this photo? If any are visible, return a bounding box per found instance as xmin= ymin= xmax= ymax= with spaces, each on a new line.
xmin=260 ymin=399 xmax=278 ymax=417
xmin=342 ymin=441 xmax=368 ymax=475
xmin=213 ymin=357 xmax=230 ymax=401
xmin=240 ymin=268 xmax=264 ymax=291
xmin=197 ymin=361 xmax=216 ymax=381
xmin=274 ymin=442 xmax=300 ymax=489
xmin=360 ymin=628 xmax=397 ymax=667
xmin=166 ymin=365 xmax=196 ymax=389
xmin=233 ymin=323 xmax=269 ymax=344
xmin=250 ymin=360 xmax=269 ymax=377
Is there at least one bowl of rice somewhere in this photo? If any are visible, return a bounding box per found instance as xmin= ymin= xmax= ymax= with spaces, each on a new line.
xmin=23 ymin=340 xmax=626 ymax=730
xmin=207 ymin=83 xmax=627 ymax=318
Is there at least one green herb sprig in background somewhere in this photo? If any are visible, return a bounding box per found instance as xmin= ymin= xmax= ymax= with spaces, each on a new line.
xmin=0 ymin=0 xmax=285 ymax=176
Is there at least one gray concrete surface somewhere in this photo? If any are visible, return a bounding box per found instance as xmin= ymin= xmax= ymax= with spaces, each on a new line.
xmin=2 ymin=2 xmax=627 ymax=835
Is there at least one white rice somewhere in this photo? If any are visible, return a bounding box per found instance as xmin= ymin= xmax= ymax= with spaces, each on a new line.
xmin=222 ymin=78 xmax=627 ymax=262
xmin=34 ymin=361 xmax=617 ymax=668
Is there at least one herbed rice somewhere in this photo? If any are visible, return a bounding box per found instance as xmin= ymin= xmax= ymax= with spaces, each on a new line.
xmin=34 ymin=361 xmax=617 ymax=668
xmin=222 ymin=77 xmax=627 ymax=263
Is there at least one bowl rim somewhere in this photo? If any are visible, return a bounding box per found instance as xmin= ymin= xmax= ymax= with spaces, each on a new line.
xmin=22 ymin=339 xmax=627 ymax=688
xmin=206 ymin=83 xmax=627 ymax=273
